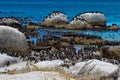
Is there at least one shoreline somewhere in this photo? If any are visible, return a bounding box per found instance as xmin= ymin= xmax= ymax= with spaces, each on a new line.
xmin=0 ymin=11 xmax=120 ymax=80
xmin=42 ymin=25 xmax=120 ymax=31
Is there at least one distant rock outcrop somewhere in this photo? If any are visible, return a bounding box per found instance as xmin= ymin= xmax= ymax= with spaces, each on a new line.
xmin=0 ymin=18 xmax=22 ymax=28
xmin=64 ymin=59 xmax=118 ymax=79
xmin=41 ymin=11 xmax=68 ymax=28
xmin=41 ymin=11 xmax=107 ymax=30
xmin=0 ymin=26 xmax=29 ymax=52
xmin=108 ymin=24 xmax=119 ymax=30
xmin=68 ymin=12 xmax=106 ymax=30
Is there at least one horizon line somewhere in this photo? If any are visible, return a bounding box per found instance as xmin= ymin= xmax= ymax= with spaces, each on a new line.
xmin=0 ymin=1 xmax=120 ymax=2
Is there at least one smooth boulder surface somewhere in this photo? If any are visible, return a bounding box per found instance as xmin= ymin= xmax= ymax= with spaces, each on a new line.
xmin=80 ymin=12 xmax=106 ymax=26
xmin=41 ymin=11 xmax=68 ymax=28
xmin=0 ymin=26 xmax=29 ymax=52
xmin=64 ymin=59 xmax=118 ymax=79
xmin=0 ymin=54 xmax=19 ymax=67
xmin=34 ymin=60 xmax=64 ymax=70
xmin=68 ymin=12 xmax=106 ymax=30
xmin=0 ymin=71 xmax=75 ymax=80
xmin=1 ymin=60 xmax=65 ymax=74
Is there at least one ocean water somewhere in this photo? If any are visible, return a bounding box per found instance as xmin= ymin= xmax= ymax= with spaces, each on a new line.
xmin=44 ymin=28 xmax=120 ymax=41
xmin=0 ymin=2 xmax=120 ymax=26
xmin=0 ymin=2 xmax=120 ymax=42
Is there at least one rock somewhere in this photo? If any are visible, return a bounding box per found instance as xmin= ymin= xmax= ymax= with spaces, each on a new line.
xmin=0 ymin=18 xmax=21 ymax=28
xmin=92 ymin=51 xmax=102 ymax=57
xmin=41 ymin=11 xmax=68 ymax=28
xmin=48 ymin=39 xmax=58 ymax=46
xmin=26 ymin=22 xmax=40 ymax=30
xmin=0 ymin=60 xmax=64 ymax=74
xmin=61 ymin=37 xmax=74 ymax=44
xmin=64 ymin=59 xmax=119 ymax=79
xmin=67 ymin=18 xmax=92 ymax=30
xmin=107 ymin=46 xmax=120 ymax=58
xmin=59 ymin=42 xmax=71 ymax=47
xmin=0 ymin=71 xmax=75 ymax=80
xmin=0 ymin=54 xmax=19 ymax=67
xmin=0 ymin=26 xmax=29 ymax=52
xmin=108 ymin=24 xmax=119 ymax=30
xmin=50 ymin=47 xmax=59 ymax=53
xmin=34 ymin=60 xmax=64 ymax=70
xmin=80 ymin=12 xmax=106 ymax=26
xmin=68 ymin=12 xmax=106 ymax=30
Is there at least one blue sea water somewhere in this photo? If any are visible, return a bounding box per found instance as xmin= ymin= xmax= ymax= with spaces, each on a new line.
xmin=0 ymin=2 xmax=120 ymax=26
xmin=0 ymin=2 xmax=120 ymax=42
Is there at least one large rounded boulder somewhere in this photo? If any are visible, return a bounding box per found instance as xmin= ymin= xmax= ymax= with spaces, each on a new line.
xmin=41 ymin=11 xmax=68 ymax=28
xmin=0 ymin=25 xmax=29 ymax=52
xmin=80 ymin=12 xmax=106 ymax=27
xmin=64 ymin=59 xmax=119 ymax=80
xmin=68 ymin=12 xmax=106 ymax=30
xmin=0 ymin=18 xmax=22 ymax=29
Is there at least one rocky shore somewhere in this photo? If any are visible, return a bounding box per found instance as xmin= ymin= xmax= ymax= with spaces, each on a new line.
xmin=41 ymin=11 xmax=120 ymax=31
xmin=0 ymin=11 xmax=120 ymax=80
